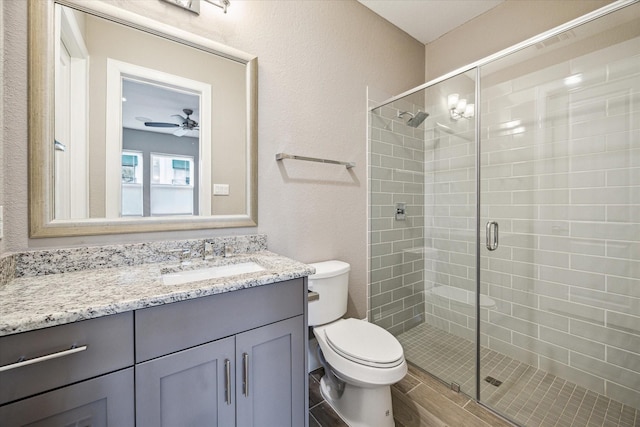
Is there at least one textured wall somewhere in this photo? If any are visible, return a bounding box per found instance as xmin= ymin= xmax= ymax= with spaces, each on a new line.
xmin=1 ymin=0 xmax=424 ymax=319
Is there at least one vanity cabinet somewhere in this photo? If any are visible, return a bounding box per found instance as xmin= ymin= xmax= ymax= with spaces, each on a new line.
xmin=136 ymin=316 xmax=304 ymax=427
xmin=135 ymin=277 xmax=307 ymax=427
xmin=0 ymin=277 xmax=307 ymax=427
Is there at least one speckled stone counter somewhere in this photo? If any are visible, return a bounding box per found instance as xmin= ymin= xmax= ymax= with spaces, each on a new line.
xmin=0 ymin=236 xmax=314 ymax=337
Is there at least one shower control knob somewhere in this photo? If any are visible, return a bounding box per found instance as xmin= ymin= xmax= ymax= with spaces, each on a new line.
xmin=395 ymin=203 xmax=406 ymax=221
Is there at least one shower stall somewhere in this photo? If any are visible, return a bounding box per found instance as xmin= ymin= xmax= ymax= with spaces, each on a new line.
xmin=368 ymin=1 xmax=640 ymax=426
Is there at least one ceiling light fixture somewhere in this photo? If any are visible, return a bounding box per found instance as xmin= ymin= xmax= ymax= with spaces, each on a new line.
xmin=205 ymin=0 xmax=230 ymax=13
xmin=448 ymin=93 xmax=475 ymax=121
xmin=161 ymin=0 xmax=201 ymax=14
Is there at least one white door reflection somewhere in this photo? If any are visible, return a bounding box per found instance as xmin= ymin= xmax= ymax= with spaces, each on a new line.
xmin=118 ymin=76 xmax=205 ymax=217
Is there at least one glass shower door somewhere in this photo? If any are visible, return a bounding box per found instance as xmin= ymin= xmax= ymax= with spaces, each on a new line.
xmin=392 ymin=69 xmax=479 ymax=398
xmin=478 ymin=3 xmax=640 ymax=424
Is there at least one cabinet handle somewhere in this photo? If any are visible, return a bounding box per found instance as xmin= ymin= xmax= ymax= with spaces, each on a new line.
xmin=242 ymin=352 xmax=249 ymax=397
xmin=0 ymin=345 xmax=88 ymax=373
xmin=224 ymin=359 xmax=231 ymax=405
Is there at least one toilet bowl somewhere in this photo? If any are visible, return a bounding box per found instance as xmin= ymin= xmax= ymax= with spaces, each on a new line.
xmin=308 ymin=260 xmax=407 ymax=427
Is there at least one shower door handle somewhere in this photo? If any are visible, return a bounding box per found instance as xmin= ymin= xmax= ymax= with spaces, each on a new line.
xmin=486 ymin=221 xmax=499 ymax=251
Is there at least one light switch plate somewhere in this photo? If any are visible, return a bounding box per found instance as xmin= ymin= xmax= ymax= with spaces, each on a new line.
xmin=213 ymin=184 xmax=230 ymax=196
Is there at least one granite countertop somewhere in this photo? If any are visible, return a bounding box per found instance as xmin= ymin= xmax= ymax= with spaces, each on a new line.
xmin=0 ymin=250 xmax=314 ymax=337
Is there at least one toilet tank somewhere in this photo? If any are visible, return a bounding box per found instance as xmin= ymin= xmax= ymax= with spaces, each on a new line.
xmin=307 ymin=260 xmax=350 ymax=326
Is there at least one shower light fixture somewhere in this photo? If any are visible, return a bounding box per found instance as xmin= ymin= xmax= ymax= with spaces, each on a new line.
xmin=448 ymin=93 xmax=475 ymax=120
xmin=563 ymin=73 xmax=583 ymax=86
xmin=205 ymin=0 xmax=230 ymax=13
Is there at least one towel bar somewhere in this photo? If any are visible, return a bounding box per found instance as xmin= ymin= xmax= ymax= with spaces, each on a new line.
xmin=275 ymin=153 xmax=355 ymax=169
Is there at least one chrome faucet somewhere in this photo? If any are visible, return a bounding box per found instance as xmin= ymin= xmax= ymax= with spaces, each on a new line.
xmin=203 ymin=241 xmax=215 ymax=260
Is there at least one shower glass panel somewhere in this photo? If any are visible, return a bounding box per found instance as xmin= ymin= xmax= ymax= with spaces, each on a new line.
xmin=478 ymin=3 xmax=640 ymax=424
xmin=369 ymin=70 xmax=478 ymax=398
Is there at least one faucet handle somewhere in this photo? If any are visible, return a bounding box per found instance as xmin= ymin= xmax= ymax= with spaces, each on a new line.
xmin=180 ymin=249 xmax=191 ymax=260
xmin=166 ymin=248 xmax=192 ymax=264
xmin=223 ymin=244 xmax=235 ymax=258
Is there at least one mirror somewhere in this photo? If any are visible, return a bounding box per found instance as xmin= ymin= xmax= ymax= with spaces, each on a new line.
xmin=29 ymin=0 xmax=258 ymax=237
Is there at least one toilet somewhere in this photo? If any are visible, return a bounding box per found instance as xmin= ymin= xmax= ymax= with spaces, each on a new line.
xmin=308 ymin=260 xmax=407 ymax=427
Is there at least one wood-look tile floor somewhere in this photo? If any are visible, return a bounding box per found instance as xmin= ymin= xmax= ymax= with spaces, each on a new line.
xmin=309 ymin=366 xmax=515 ymax=427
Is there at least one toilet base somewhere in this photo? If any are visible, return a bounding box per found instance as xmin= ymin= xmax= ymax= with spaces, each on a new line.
xmin=320 ymin=376 xmax=396 ymax=427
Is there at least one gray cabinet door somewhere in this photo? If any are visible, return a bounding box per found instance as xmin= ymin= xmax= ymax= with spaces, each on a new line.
xmin=236 ymin=315 xmax=305 ymax=427
xmin=0 ymin=368 xmax=134 ymax=427
xmin=135 ymin=336 xmax=235 ymax=427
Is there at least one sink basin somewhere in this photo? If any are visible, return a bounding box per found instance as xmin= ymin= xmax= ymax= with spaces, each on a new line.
xmin=162 ymin=261 xmax=266 ymax=286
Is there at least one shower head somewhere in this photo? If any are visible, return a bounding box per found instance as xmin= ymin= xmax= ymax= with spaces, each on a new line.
xmin=398 ymin=110 xmax=429 ymax=128
xmin=407 ymin=111 xmax=429 ymax=128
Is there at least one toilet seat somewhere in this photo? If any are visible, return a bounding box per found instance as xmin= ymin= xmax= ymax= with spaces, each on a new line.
xmin=313 ymin=319 xmax=407 ymax=387
xmin=324 ymin=318 xmax=404 ymax=368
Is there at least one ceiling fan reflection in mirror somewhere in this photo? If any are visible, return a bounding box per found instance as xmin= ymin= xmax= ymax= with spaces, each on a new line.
xmin=139 ymin=108 xmax=199 ymax=137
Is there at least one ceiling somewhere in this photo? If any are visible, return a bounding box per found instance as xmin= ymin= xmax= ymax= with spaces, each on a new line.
xmin=358 ymin=0 xmax=504 ymax=44
xmin=122 ymin=78 xmax=200 ymax=138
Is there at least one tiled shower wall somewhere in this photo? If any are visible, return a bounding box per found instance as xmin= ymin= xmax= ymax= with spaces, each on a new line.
xmin=424 ymin=33 xmax=640 ymax=408
xmin=369 ymin=97 xmax=426 ymax=336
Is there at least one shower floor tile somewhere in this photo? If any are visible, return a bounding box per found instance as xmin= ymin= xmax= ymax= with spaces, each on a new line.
xmin=397 ymin=322 xmax=640 ymax=427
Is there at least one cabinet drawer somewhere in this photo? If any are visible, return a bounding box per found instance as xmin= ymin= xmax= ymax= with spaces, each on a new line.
xmin=0 ymin=367 xmax=134 ymax=427
xmin=0 ymin=312 xmax=134 ymax=405
xmin=136 ymin=278 xmax=304 ymax=362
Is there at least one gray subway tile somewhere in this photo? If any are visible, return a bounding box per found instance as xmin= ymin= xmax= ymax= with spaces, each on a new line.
xmin=539 ymin=296 xmax=605 ymax=325
xmin=608 ymin=347 xmax=640 ymax=374
xmin=489 ymin=311 xmax=539 ymax=338
xmin=513 ymin=304 xmax=569 ymax=332
xmin=571 ymin=319 xmax=640 ymax=355
xmin=570 ymin=287 xmax=640 ymax=317
xmin=607 ymin=311 xmax=640 ymax=336
xmin=571 ymin=352 xmax=640 ymax=392
xmin=539 ymin=326 xmax=605 ymax=360
xmin=512 ymin=332 xmax=569 ymax=364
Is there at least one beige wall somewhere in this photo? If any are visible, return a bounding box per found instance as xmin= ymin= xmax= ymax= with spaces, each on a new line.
xmin=425 ymin=0 xmax=613 ymax=81
xmin=2 ymin=0 xmax=424 ymax=319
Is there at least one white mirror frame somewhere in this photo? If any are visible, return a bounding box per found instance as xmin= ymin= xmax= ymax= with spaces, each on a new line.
xmin=29 ymin=0 xmax=258 ymax=238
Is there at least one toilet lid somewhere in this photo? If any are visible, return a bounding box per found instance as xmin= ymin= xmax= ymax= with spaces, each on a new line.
xmin=324 ymin=319 xmax=404 ymax=367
